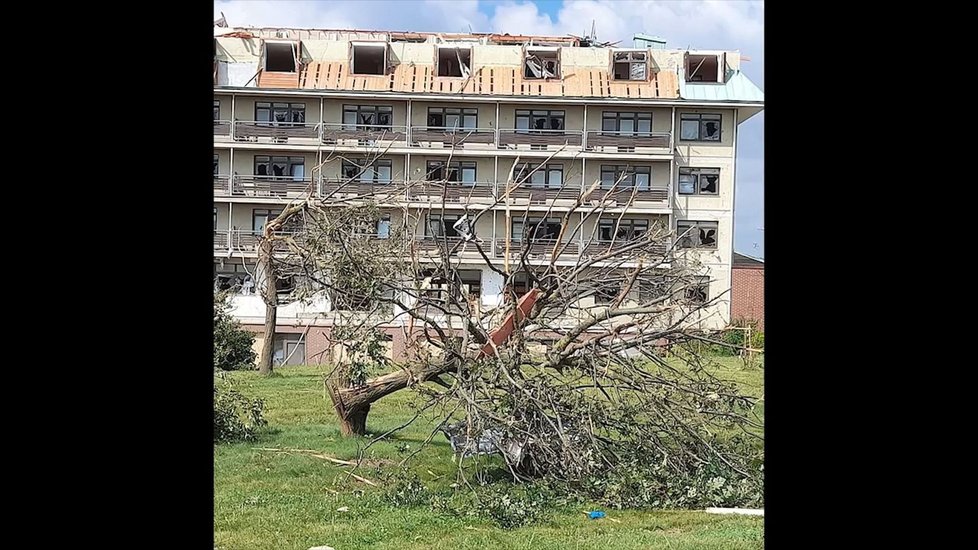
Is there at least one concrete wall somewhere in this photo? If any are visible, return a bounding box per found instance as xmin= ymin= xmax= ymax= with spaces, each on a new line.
xmin=214 ymin=94 xmax=233 ymax=120
xmin=214 ymin=149 xmax=230 ymax=174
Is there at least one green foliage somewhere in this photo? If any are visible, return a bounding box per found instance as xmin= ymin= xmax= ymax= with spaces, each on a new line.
xmin=214 ymin=292 xmax=257 ymax=371
xmin=331 ymin=325 xmax=390 ymax=387
xmin=214 ymin=377 xmax=267 ymax=443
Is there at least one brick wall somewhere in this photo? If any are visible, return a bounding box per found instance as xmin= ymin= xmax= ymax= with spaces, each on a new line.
xmin=730 ymin=266 xmax=764 ymax=331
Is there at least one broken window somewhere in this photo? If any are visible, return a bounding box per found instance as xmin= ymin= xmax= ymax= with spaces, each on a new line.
xmin=265 ymin=42 xmax=298 ymax=73
xmin=599 ymin=165 xmax=651 ymax=190
xmin=512 ymin=217 xmax=562 ymax=242
xmin=594 ymin=282 xmax=621 ymax=305
xmin=686 ymin=54 xmax=719 ymax=82
xmin=351 ymin=43 xmax=387 ymax=75
xmin=678 ymin=167 xmax=720 ymax=195
xmin=256 ymin=102 xmax=305 ymax=126
xmin=601 ymin=112 xmax=651 ymax=136
xmin=679 ymin=113 xmax=721 ymax=141
xmin=213 ymin=100 xmax=220 ymax=121
xmin=377 ymin=213 xmax=391 ymax=239
xmin=684 ymin=276 xmax=710 ymax=304
xmin=524 ymin=48 xmax=560 ymax=79
xmin=514 ymin=163 xmax=563 ymax=188
xmin=676 ymin=221 xmax=718 ymax=249
xmin=426 ymin=161 xmax=476 ymax=184
xmin=255 ymin=156 xmax=304 ymax=179
xmin=426 ymin=107 xmax=478 ymax=130
xmin=214 ymin=261 xmax=258 ymax=294
xmin=437 ymin=46 xmax=472 ymax=77
xmin=341 ymin=159 xmax=393 ymax=184
xmin=343 ymin=105 xmax=393 ymax=129
xmin=598 ymin=219 xmax=650 ymax=242
xmin=459 ymin=270 xmax=482 ymax=301
xmin=428 ymin=214 xmax=461 ymax=238
xmin=613 ymin=50 xmax=648 ymax=80
xmin=252 ymin=208 xmax=283 ymax=234
xmin=516 ymin=110 xmax=564 ymax=133
xmin=213 ymin=155 xmax=219 ymax=176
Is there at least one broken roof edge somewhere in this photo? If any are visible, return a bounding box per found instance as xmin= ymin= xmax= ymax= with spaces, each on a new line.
xmin=733 ymin=252 xmax=765 ymax=266
xmin=229 ymin=27 xmax=583 ymax=45
xmin=679 ymin=70 xmax=764 ymax=103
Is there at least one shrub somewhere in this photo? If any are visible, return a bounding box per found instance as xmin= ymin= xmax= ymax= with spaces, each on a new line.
xmin=214 ymin=380 xmax=266 ymax=442
xmin=214 ymin=292 xmax=256 ymax=371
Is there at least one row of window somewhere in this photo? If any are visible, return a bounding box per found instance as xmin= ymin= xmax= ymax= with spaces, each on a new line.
xmin=214 ymin=100 xmax=722 ymax=141
xmin=215 ymin=208 xmax=719 ymax=250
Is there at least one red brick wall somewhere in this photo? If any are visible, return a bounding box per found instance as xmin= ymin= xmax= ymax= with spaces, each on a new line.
xmin=731 ymin=266 xmax=764 ymax=331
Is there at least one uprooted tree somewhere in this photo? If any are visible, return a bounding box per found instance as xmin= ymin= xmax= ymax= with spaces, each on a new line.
xmin=255 ymin=149 xmax=763 ymax=504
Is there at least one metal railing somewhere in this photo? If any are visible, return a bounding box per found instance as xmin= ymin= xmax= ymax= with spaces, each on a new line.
xmin=585 ymin=130 xmax=671 ymax=151
xmin=214 ymin=230 xmax=229 ymax=250
xmin=498 ymin=128 xmax=584 ymax=148
xmin=582 ymin=240 xmax=669 ymax=258
xmin=320 ymin=179 xmax=402 ymax=198
xmin=233 ymin=120 xmax=319 ymax=142
xmin=494 ymin=239 xmax=580 ymax=258
xmin=213 ymin=175 xmax=231 ymax=195
xmin=591 ymin=185 xmax=669 ymax=204
xmin=232 ymin=175 xmax=316 ymax=198
xmin=410 ymin=126 xmax=496 ymax=148
xmin=407 ymin=181 xmax=495 ymax=202
xmin=504 ymin=184 xmax=582 ymax=202
xmin=321 ymin=123 xmax=408 ymax=144
xmin=214 ymin=120 xmax=231 ymax=137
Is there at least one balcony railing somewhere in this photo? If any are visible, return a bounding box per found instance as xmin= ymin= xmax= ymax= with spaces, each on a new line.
xmin=416 ymin=236 xmax=487 ymax=256
xmin=321 ymin=123 xmax=408 ymax=145
xmin=583 ymin=240 xmax=669 ymax=259
xmin=591 ymin=185 xmax=669 ymax=204
xmin=214 ymin=230 xmax=229 ymax=250
xmin=494 ymin=239 xmax=580 ymax=258
xmin=214 ymin=120 xmax=231 ymax=137
xmin=504 ymin=184 xmax=582 ymax=203
xmin=498 ymin=129 xmax=584 ymax=149
xmin=232 ymin=175 xmax=316 ymax=198
xmin=320 ymin=179 xmax=403 ymax=199
xmin=585 ymin=130 xmax=671 ymax=152
xmin=214 ymin=175 xmax=231 ymax=196
xmin=410 ymin=127 xmax=496 ymax=149
xmin=233 ymin=121 xmax=319 ymax=143
xmin=407 ymin=181 xmax=495 ymax=203
xmin=228 ymin=230 xmax=300 ymax=253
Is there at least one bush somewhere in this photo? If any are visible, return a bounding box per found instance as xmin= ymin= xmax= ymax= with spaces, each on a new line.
xmin=214 ymin=292 xmax=256 ymax=371
xmin=214 ymin=381 xmax=266 ymax=443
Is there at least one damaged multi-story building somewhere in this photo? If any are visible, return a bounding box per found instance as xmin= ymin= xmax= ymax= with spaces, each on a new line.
xmin=213 ymin=27 xmax=764 ymax=365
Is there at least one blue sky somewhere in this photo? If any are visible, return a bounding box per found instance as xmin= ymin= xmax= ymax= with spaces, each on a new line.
xmin=215 ymin=0 xmax=764 ymax=257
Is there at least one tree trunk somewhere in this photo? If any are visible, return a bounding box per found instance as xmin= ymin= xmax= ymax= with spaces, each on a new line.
xmin=257 ymin=238 xmax=277 ymax=375
xmin=338 ymin=405 xmax=370 ymax=436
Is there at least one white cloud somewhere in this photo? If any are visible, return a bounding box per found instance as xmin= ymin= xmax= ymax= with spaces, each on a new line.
xmin=213 ymin=0 xmax=764 ymax=256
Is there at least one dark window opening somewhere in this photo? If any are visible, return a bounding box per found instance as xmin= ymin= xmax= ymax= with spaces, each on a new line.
xmin=426 ymin=107 xmax=478 ymax=129
xmin=598 ymin=219 xmax=650 ymax=242
xmin=686 ymin=54 xmax=719 ymax=82
xmin=273 ymin=333 xmax=305 ymax=366
xmin=678 ymin=167 xmax=720 ymax=195
xmin=601 ymin=111 xmax=651 ymax=136
xmin=524 ymin=49 xmax=559 ymax=79
xmin=613 ymin=51 xmax=647 ymax=80
xmin=516 ymin=109 xmax=564 ymax=133
xmin=676 ymin=221 xmax=718 ymax=249
xmin=426 ymin=161 xmax=476 ymax=184
xmin=214 ymin=207 xmax=218 ymax=231
xmin=679 ymin=113 xmax=721 ymax=141
xmin=341 ymin=159 xmax=393 ymax=183
xmin=256 ymin=102 xmax=305 ymax=126
xmin=213 ymin=100 xmax=220 ymax=121
xmin=514 ymin=163 xmax=563 ymax=188
xmin=512 ymin=217 xmax=562 ymax=242
xmin=252 ymin=209 xmax=283 ymax=234
xmin=343 ymin=105 xmax=393 ymax=129
xmin=254 ymin=156 xmax=305 ymax=179
xmin=428 ymin=214 xmax=461 ymax=238
xmin=214 ymin=261 xmax=258 ymax=294
xmin=595 ymin=283 xmax=621 ymax=305
xmin=684 ymin=276 xmax=710 ymax=303
xmin=437 ymin=47 xmax=471 ymax=77
xmin=265 ymin=42 xmax=298 ymax=73
xmin=352 ymin=44 xmax=386 ymax=75
xmin=599 ymin=165 xmax=651 ymax=190
xmin=213 ymin=155 xmax=219 ymax=175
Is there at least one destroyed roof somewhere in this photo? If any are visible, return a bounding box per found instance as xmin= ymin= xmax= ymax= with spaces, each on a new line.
xmin=679 ymin=71 xmax=765 ymax=103
xmin=223 ymin=27 xmax=583 ymax=45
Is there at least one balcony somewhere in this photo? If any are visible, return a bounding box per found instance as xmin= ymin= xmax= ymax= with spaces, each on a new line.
xmin=214 ymin=120 xmax=231 ymax=138
xmin=504 ymin=184 xmax=582 ymax=203
xmin=410 ymin=127 xmax=496 ymax=149
xmin=320 ymin=179 xmax=404 ymax=201
xmin=214 ymin=175 xmax=231 ymax=196
xmin=321 ymin=123 xmax=408 ymax=146
xmin=226 ymin=230 xmax=299 ymax=253
xmin=416 ymin=237 xmax=488 ymax=258
xmin=498 ymin=129 xmax=584 ymax=150
xmin=214 ymin=230 xmax=229 ymax=250
xmin=407 ymin=181 xmax=495 ymax=203
xmin=494 ymin=239 xmax=580 ymax=259
xmin=582 ymin=240 xmax=669 ymax=260
xmin=232 ymin=175 xmax=316 ymax=199
xmin=233 ymin=121 xmax=319 ymax=144
xmin=585 ymin=130 xmax=671 ymax=153
xmin=590 ymin=185 xmax=669 ymax=206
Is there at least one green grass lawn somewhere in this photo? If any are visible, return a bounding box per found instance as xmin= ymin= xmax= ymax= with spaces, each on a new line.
xmin=215 ymin=357 xmax=764 ymax=550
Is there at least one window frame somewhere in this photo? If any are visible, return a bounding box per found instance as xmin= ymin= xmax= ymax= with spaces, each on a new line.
xmin=678 ymin=167 xmax=720 ymax=196
xmin=511 ymin=217 xmax=562 ymax=242
xmin=341 ymin=158 xmax=393 ymax=184
xmin=426 ymin=107 xmax=478 ymax=130
xmin=523 ymin=48 xmax=560 ymax=79
xmin=514 ymin=163 xmax=564 ymax=188
xmin=597 ymin=218 xmax=650 ymax=242
xmin=427 ymin=214 xmax=462 ymax=238
xmin=425 ymin=160 xmax=477 ymax=184
xmin=255 ymin=102 xmax=306 ymax=126
xmin=436 ymin=45 xmax=472 ymax=78
xmin=676 ymin=220 xmax=719 ymax=249
xmin=599 ymin=164 xmax=651 ymax=190
xmin=254 ymin=156 xmax=305 ymax=179
xmin=252 ymin=208 xmax=283 ymax=235
xmin=342 ymin=104 xmax=394 ymax=129
xmin=601 ymin=111 xmax=652 ymax=136
xmin=611 ymin=50 xmax=648 ymax=81
xmin=213 ymin=100 xmax=220 ymax=121
xmin=515 ymin=109 xmax=565 ymax=134
xmin=679 ymin=113 xmax=721 ymax=142
xmin=350 ymin=42 xmax=388 ymax=76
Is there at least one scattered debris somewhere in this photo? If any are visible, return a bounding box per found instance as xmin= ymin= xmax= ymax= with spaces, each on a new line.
xmin=308 ymin=546 xmax=335 ymax=550
xmin=705 ymin=507 xmax=764 ymax=516
xmin=349 ymin=473 xmax=378 ymax=486
xmin=336 ymin=506 xmax=349 ymax=512
xmin=588 ymin=511 xmax=606 ymax=520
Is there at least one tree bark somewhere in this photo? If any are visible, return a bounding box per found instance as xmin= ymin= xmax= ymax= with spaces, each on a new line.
xmin=257 ymin=237 xmax=277 ymax=375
